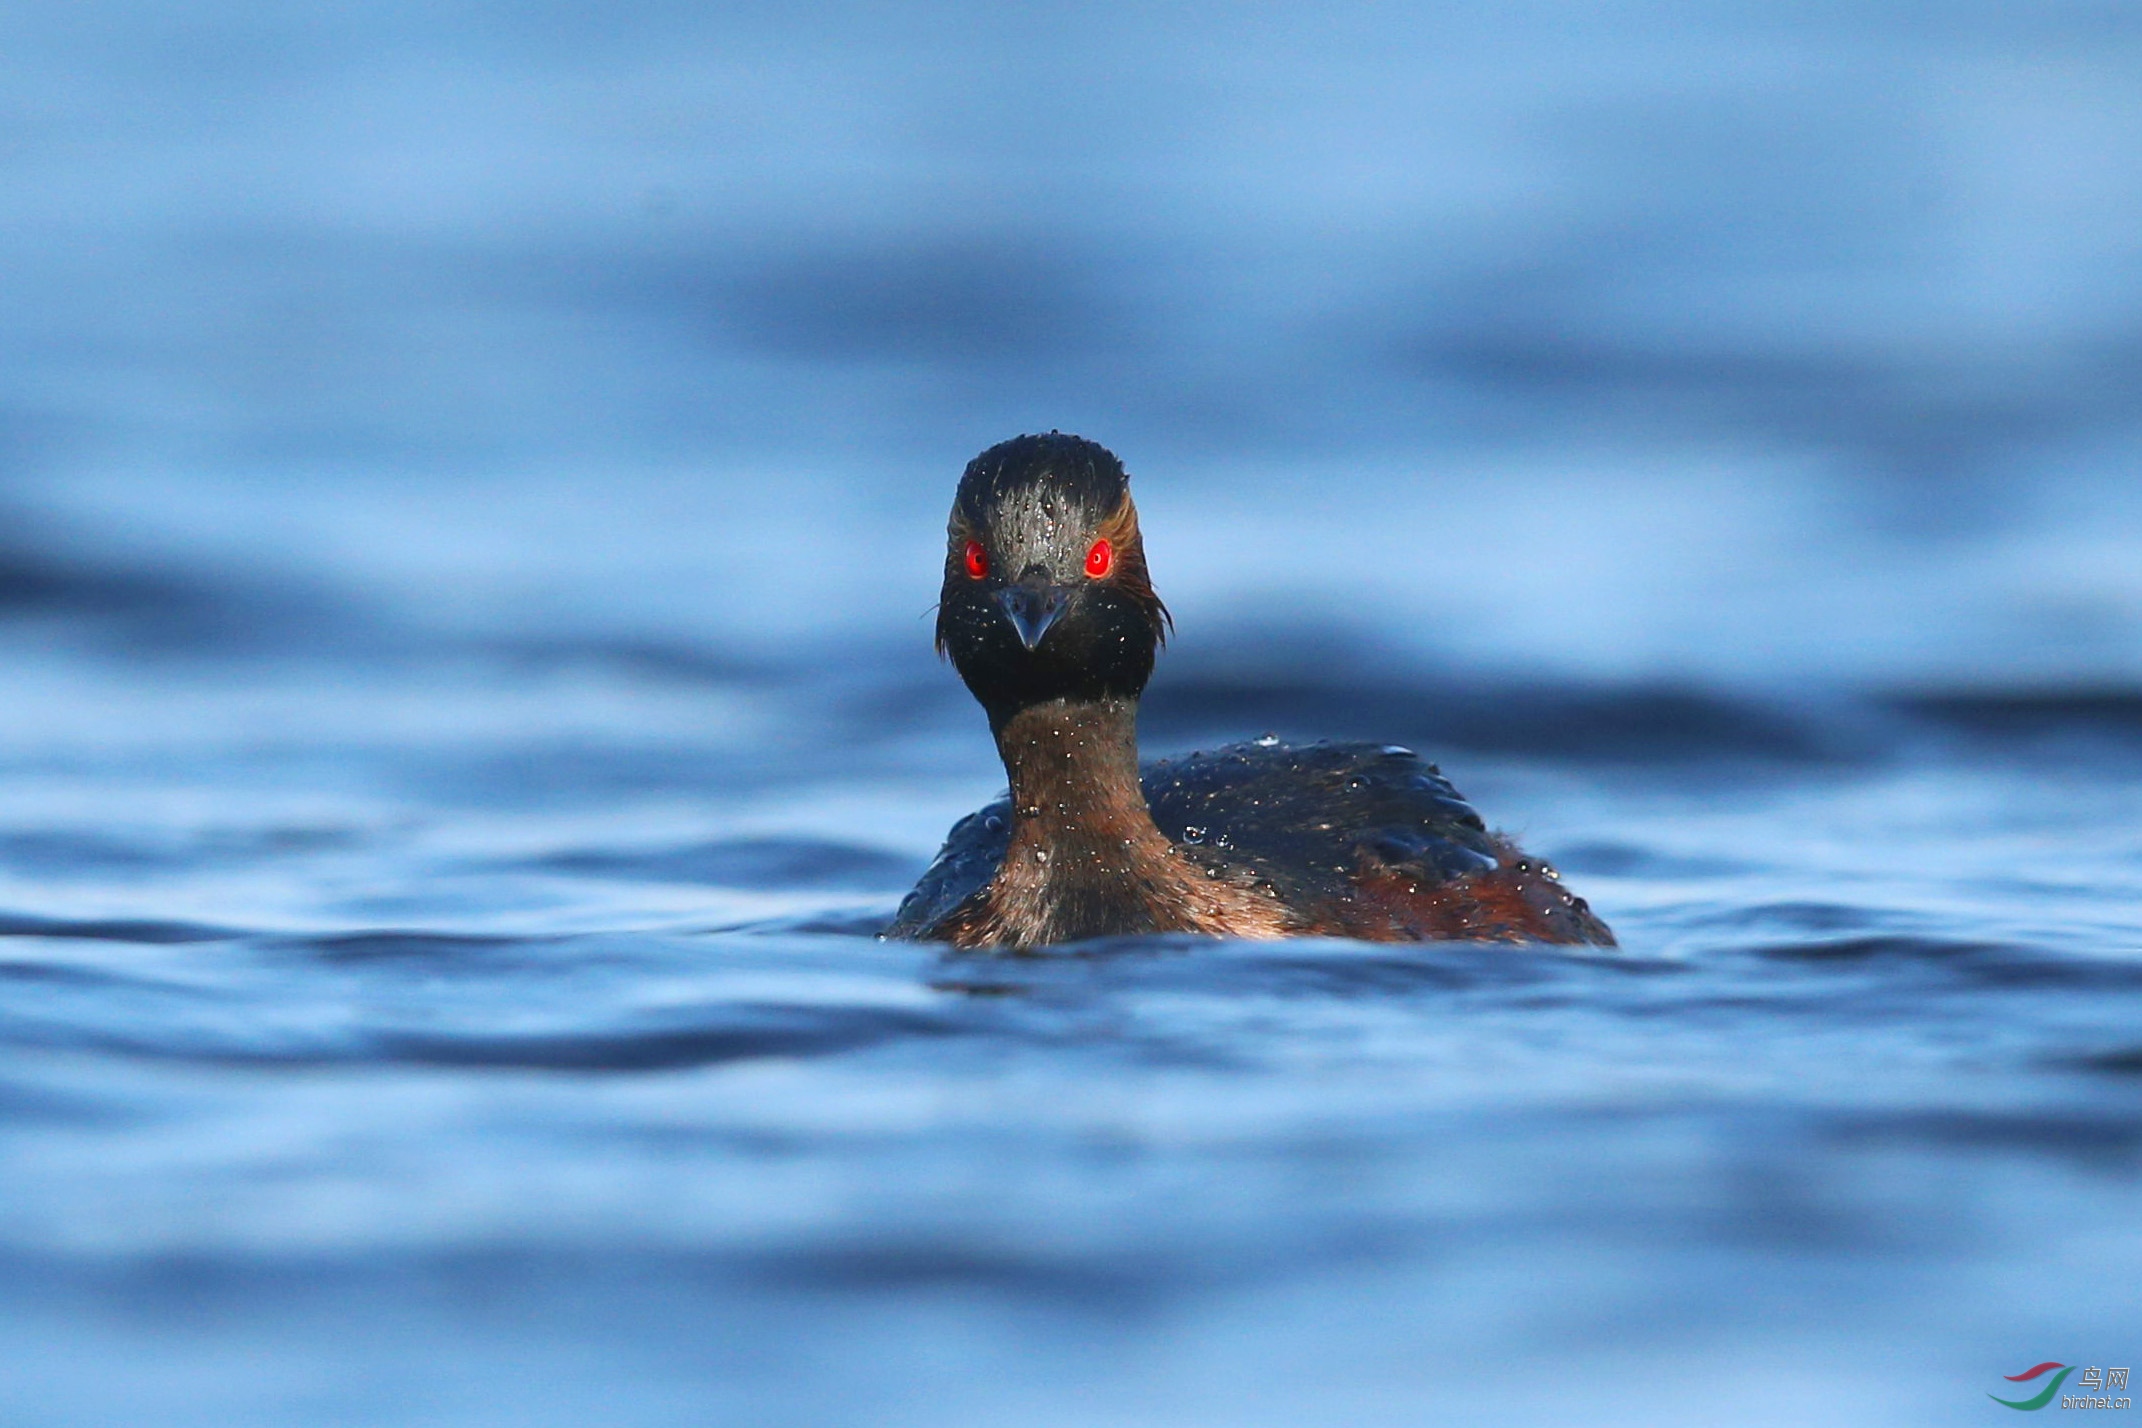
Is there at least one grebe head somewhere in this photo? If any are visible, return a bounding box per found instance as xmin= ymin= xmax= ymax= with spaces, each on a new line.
xmin=936 ymin=433 xmax=1170 ymax=730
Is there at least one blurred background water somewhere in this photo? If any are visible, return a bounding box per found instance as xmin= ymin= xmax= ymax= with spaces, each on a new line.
xmin=3 ymin=3 xmax=2141 ymax=1424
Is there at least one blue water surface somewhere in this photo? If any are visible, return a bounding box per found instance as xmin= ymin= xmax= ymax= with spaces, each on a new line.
xmin=3 ymin=3 xmax=2142 ymax=1424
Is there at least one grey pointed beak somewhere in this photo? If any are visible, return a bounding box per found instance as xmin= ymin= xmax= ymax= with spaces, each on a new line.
xmin=996 ymin=582 xmax=1068 ymax=651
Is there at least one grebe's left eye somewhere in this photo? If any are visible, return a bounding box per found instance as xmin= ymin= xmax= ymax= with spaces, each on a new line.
xmin=1084 ymin=538 xmax=1113 ymax=578
xmin=963 ymin=540 xmax=990 ymax=580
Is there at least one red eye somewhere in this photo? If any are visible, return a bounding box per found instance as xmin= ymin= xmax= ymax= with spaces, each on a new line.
xmin=963 ymin=540 xmax=990 ymax=580
xmin=1084 ymin=538 xmax=1113 ymax=578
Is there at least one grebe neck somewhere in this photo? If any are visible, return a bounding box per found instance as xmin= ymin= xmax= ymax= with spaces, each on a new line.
xmin=953 ymin=698 xmax=1293 ymax=947
xmin=993 ymin=697 xmax=1160 ymax=878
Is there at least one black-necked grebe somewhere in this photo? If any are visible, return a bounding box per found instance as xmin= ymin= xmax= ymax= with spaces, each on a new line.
xmin=887 ymin=433 xmax=1613 ymax=951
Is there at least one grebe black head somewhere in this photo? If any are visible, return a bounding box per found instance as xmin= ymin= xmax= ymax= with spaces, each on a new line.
xmin=935 ymin=433 xmax=1169 ymax=733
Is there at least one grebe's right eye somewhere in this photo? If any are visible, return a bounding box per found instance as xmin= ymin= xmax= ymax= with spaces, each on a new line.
xmin=963 ymin=540 xmax=990 ymax=580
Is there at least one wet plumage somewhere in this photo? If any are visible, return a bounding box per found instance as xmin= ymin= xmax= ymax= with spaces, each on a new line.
xmin=888 ymin=432 xmax=1613 ymax=950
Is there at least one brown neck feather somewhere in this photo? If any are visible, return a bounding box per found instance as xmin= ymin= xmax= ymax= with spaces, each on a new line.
xmin=944 ymin=698 xmax=1293 ymax=949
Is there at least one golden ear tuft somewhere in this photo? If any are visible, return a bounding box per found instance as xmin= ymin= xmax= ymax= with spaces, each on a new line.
xmin=1096 ymin=492 xmax=1170 ymax=645
xmin=934 ymin=510 xmax=982 ymax=657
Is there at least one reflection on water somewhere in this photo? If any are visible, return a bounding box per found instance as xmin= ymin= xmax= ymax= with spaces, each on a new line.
xmin=2 ymin=1 xmax=2142 ymax=1424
